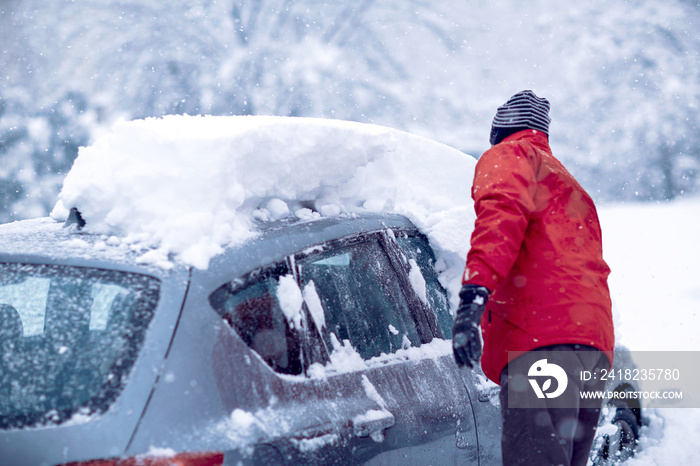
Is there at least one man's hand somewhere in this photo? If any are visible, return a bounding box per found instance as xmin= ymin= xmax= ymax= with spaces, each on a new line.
xmin=452 ymin=284 xmax=490 ymax=368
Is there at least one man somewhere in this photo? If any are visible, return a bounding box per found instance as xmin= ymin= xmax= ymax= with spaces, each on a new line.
xmin=452 ymin=90 xmax=614 ymax=466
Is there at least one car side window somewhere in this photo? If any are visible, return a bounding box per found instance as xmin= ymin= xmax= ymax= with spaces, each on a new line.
xmin=209 ymin=264 xmax=303 ymax=376
xmin=298 ymin=237 xmax=421 ymax=360
xmin=395 ymin=234 xmax=453 ymax=338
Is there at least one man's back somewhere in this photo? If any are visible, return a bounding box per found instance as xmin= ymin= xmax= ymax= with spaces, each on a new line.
xmin=466 ymin=129 xmax=614 ymax=383
xmin=452 ymin=90 xmax=615 ymax=466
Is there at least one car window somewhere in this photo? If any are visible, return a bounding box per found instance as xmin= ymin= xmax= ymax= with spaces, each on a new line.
xmin=395 ymin=234 xmax=453 ymax=338
xmin=209 ymin=264 xmax=304 ymax=376
xmin=298 ymin=237 xmax=421 ymax=360
xmin=0 ymin=263 xmax=160 ymax=429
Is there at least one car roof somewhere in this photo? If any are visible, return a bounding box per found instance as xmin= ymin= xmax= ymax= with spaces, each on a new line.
xmin=0 ymin=218 xmax=157 ymax=272
xmin=0 ymin=213 xmax=419 ymax=281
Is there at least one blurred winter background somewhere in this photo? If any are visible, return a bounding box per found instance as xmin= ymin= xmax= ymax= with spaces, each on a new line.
xmin=2 ymin=0 xmax=700 ymax=222
xmin=2 ymin=2 xmax=700 ymax=464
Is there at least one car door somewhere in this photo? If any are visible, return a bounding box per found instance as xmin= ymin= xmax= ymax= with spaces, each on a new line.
xmin=392 ymin=230 xmax=503 ymax=465
xmin=207 ymin=258 xmax=389 ymax=465
xmin=204 ymin=229 xmax=481 ymax=464
xmin=294 ymin=232 xmax=480 ymax=464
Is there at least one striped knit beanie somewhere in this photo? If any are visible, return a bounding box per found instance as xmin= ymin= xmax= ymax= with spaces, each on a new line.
xmin=489 ymin=90 xmax=551 ymax=145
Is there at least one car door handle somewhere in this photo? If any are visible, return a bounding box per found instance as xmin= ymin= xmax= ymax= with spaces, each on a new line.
xmin=291 ymin=424 xmax=340 ymax=451
xmin=353 ymin=409 xmax=395 ymax=438
xmin=477 ymin=386 xmax=500 ymax=403
xmin=295 ymin=423 xmax=337 ymax=440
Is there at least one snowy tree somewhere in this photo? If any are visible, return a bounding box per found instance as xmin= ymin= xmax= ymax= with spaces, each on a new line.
xmin=14 ymin=0 xmax=449 ymax=123
xmin=2 ymin=0 xmax=700 ymax=221
xmin=0 ymin=88 xmax=94 ymax=222
xmin=551 ymin=1 xmax=700 ymax=200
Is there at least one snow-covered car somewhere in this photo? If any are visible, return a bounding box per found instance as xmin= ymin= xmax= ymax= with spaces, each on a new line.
xmin=0 ymin=116 xmax=642 ymax=465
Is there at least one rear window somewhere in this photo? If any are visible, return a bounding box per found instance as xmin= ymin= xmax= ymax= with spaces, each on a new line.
xmin=0 ymin=263 xmax=160 ymax=429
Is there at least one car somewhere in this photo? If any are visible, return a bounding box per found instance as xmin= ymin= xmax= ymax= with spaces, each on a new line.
xmin=0 ymin=116 xmax=643 ymax=465
xmin=0 ymin=211 xmax=643 ymax=466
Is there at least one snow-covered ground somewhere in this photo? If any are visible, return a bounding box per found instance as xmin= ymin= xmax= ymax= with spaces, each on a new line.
xmin=598 ymin=198 xmax=700 ymax=465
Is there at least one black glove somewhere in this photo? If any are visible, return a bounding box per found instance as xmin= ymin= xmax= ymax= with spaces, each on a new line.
xmin=452 ymin=284 xmax=490 ymax=369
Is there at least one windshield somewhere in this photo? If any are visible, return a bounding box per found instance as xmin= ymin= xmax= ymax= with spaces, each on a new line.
xmin=0 ymin=263 xmax=160 ymax=429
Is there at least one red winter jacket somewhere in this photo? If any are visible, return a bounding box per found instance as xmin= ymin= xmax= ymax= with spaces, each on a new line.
xmin=464 ymin=130 xmax=614 ymax=384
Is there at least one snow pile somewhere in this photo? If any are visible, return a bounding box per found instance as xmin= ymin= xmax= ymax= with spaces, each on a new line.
xmin=307 ymin=336 xmax=453 ymax=379
xmin=51 ymin=115 xmax=476 ymax=283
xmin=276 ymin=274 xmax=304 ymax=329
xmin=302 ymin=281 xmax=326 ymax=332
xmin=209 ymin=406 xmax=289 ymax=456
xmin=212 ymin=403 xmax=340 ymax=454
xmin=596 ymin=197 xmax=700 ymax=466
xmin=307 ymin=334 xmax=367 ymax=378
xmin=353 ymin=409 xmax=392 ymax=443
xmin=290 ymin=432 xmax=339 ymax=453
xmin=408 ymin=258 xmax=429 ymax=304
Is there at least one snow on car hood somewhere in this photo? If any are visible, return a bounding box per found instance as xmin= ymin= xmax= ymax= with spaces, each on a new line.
xmin=51 ymin=115 xmax=476 ymax=294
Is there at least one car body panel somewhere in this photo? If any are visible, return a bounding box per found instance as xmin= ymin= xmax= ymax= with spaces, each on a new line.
xmin=127 ymin=214 xmax=480 ymax=464
xmin=0 ymin=220 xmax=190 ymax=465
xmin=0 ymin=270 xmax=189 ymax=465
xmin=0 ymin=213 xmax=641 ymax=465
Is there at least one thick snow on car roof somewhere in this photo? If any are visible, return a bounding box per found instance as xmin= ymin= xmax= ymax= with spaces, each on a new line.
xmin=47 ymin=115 xmax=475 ymax=288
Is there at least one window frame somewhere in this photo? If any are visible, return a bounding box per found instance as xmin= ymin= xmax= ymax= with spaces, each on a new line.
xmin=208 ymin=260 xmax=328 ymax=376
xmin=387 ymin=229 xmax=452 ymax=339
xmin=208 ymin=226 xmax=449 ymax=377
xmin=293 ymin=230 xmax=440 ymax=361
